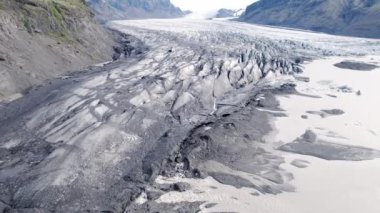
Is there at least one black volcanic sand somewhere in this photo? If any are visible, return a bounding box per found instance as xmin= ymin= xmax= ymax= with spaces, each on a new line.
xmin=334 ymin=61 xmax=379 ymax=71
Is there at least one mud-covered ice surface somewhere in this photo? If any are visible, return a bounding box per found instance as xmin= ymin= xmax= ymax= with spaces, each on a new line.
xmin=279 ymin=139 xmax=380 ymax=161
xmin=1 ymin=19 xmax=380 ymax=212
xmin=334 ymin=60 xmax=379 ymax=71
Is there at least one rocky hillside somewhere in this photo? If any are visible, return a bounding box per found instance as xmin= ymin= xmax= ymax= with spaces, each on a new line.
xmin=240 ymin=0 xmax=380 ymax=38
xmin=215 ymin=8 xmax=244 ymax=18
xmin=85 ymin=0 xmax=184 ymax=21
xmin=0 ymin=0 xmax=115 ymax=102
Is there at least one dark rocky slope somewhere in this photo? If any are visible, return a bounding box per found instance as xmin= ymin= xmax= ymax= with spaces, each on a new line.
xmin=85 ymin=0 xmax=184 ymax=21
xmin=215 ymin=8 xmax=244 ymax=18
xmin=0 ymin=0 xmax=116 ymax=102
xmin=240 ymin=0 xmax=380 ymax=38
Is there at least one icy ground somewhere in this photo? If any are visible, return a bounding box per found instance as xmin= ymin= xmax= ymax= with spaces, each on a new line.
xmin=0 ymin=19 xmax=380 ymax=212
